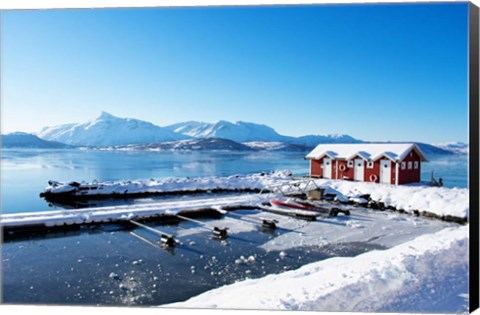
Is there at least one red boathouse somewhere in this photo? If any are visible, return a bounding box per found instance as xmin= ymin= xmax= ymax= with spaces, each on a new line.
xmin=306 ymin=143 xmax=428 ymax=185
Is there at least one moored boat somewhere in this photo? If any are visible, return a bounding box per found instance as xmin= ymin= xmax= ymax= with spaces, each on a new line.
xmin=270 ymin=198 xmax=350 ymax=216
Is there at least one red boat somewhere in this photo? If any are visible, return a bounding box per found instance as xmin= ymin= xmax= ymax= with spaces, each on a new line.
xmin=270 ymin=199 xmax=350 ymax=216
xmin=271 ymin=199 xmax=318 ymax=211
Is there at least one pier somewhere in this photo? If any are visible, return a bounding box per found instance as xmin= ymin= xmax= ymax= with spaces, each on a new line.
xmin=1 ymin=194 xmax=271 ymax=233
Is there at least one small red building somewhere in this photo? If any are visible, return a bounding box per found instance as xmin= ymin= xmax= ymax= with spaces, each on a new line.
xmin=306 ymin=143 xmax=428 ymax=185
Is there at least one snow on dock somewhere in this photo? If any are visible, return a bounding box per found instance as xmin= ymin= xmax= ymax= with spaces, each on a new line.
xmin=8 ymin=170 xmax=467 ymax=230
xmin=167 ymin=225 xmax=469 ymax=312
xmin=1 ymin=194 xmax=270 ymax=229
xmin=40 ymin=170 xmax=294 ymax=198
xmin=39 ymin=170 xmax=469 ymax=220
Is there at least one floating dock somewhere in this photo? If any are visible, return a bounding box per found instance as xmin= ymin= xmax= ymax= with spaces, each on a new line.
xmin=1 ymin=194 xmax=271 ymax=232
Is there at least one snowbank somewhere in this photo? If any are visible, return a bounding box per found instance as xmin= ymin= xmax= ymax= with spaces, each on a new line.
xmin=309 ymin=179 xmax=469 ymax=218
xmin=167 ymin=225 xmax=469 ymax=313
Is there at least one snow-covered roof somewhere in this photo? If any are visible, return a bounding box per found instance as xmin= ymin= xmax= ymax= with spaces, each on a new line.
xmin=305 ymin=143 xmax=428 ymax=162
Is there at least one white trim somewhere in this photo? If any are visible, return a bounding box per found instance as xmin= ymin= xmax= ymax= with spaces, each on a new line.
xmin=372 ymin=152 xmax=397 ymax=162
xmin=398 ymin=144 xmax=429 ymax=162
xmin=346 ymin=152 xmax=370 ymax=161
xmin=306 ymin=151 xmax=336 ymax=161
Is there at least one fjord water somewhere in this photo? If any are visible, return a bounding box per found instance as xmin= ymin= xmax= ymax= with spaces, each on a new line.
xmin=1 ymin=149 xmax=468 ymax=214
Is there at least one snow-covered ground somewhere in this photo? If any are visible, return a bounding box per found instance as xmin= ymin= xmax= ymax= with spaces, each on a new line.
xmin=139 ymin=173 xmax=467 ymax=313
xmin=42 ymin=170 xmax=469 ymax=220
xmin=310 ymin=178 xmax=469 ymax=218
xmin=167 ymin=225 xmax=469 ymax=313
xmin=3 ymin=169 xmax=470 ymax=312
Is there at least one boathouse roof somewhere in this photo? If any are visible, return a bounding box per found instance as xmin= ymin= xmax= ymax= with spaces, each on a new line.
xmin=305 ymin=143 xmax=428 ymax=162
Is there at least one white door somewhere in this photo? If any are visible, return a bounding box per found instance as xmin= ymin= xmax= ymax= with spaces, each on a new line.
xmin=323 ymin=158 xmax=332 ymax=179
xmin=354 ymin=159 xmax=364 ymax=181
xmin=380 ymin=159 xmax=391 ymax=184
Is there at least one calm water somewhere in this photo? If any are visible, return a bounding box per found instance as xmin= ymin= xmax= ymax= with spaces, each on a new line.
xmin=2 ymin=209 xmax=387 ymax=306
xmin=1 ymin=149 xmax=468 ymax=214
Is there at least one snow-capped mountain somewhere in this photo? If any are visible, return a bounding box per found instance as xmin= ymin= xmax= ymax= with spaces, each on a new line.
xmin=435 ymin=142 xmax=469 ymax=155
xmin=2 ymin=132 xmax=72 ymax=148
xmin=34 ymin=112 xmax=461 ymax=154
xmin=165 ymin=120 xmax=292 ymax=143
xmin=166 ymin=120 xmax=363 ymax=145
xmin=37 ymin=112 xmax=190 ymax=146
xmin=36 ymin=113 xmax=363 ymax=147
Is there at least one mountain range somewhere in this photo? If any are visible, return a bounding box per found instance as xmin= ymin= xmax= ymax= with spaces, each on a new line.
xmin=37 ymin=112 xmax=189 ymax=146
xmin=165 ymin=120 xmax=289 ymax=143
xmin=89 ymin=139 xmax=313 ymax=152
xmin=1 ymin=112 xmax=468 ymax=154
xmin=35 ymin=112 xmax=360 ymax=147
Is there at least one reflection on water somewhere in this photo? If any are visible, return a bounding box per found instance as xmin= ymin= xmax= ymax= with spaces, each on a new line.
xmin=1 ymin=149 xmax=468 ymax=214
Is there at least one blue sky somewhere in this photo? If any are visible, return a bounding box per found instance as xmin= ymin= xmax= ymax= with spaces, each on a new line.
xmin=1 ymin=3 xmax=469 ymax=143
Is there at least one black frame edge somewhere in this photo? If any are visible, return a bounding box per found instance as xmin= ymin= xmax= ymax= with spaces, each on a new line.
xmin=470 ymin=1 xmax=480 ymax=313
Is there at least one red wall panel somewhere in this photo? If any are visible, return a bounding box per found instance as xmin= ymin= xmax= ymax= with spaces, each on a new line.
xmin=398 ymin=150 xmax=421 ymax=184
xmin=310 ymin=159 xmax=323 ymax=177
